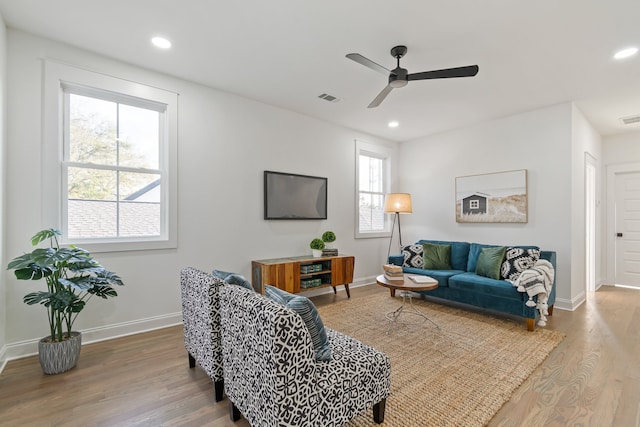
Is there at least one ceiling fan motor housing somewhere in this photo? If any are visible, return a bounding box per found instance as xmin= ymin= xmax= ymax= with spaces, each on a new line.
xmin=389 ymin=68 xmax=408 ymax=87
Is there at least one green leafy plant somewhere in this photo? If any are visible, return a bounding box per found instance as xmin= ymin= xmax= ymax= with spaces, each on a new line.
xmin=321 ymin=231 xmax=336 ymax=243
xmin=7 ymin=228 xmax=124 ymax=342
xmin=310 ymin=238 xmax=326 ymax=250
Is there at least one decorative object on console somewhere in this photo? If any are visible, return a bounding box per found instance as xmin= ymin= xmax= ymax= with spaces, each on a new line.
xmin=310 ymin=238 xmax=325 ymax=257
xmin=321 ymin=230 xmax=336 ymax=248
xmin=455 ymin=169 xmax=528 ymax=223
xmin=7 ymin=228 xmax=124 ymax=374
xmin=384 ymin=193 xmax=413 ymax=259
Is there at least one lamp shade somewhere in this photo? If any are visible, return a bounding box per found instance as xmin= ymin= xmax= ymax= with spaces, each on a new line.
xmin=384 ymin=193 xmax=412 ymax=214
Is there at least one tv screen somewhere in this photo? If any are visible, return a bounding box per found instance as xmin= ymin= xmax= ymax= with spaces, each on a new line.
xmin=264 ymin=171 xmax=327 ymax=220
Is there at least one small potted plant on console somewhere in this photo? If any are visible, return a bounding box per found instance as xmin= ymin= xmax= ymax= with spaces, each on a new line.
xmin=310 ymin=238 xmax=325 ymax=258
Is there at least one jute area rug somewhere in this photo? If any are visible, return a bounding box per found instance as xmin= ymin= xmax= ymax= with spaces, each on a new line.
xmin=317 ymin=292 xmax=564 ymax=427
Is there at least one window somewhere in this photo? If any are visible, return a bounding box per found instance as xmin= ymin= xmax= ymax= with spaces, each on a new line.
xmin=355 ymin=140 xmax=392 ymax=238
xmin=470 ymin=200 xmax=479 ymax=209
xmin=43 ymin=61 xmax=177 ymax=252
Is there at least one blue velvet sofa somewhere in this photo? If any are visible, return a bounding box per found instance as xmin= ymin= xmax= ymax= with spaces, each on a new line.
xmin=388 ymin=240 xmax=556 ymax=331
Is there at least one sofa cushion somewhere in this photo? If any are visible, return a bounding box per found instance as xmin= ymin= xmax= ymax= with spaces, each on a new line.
xmin=263 ymin=285 xmax=332 ymax=361
xmin=501 ymin=247 xmax=541 ymax=281
xmin=422 ymin=242 xmax=452 ymax=270
xmin=449 ymin=272 xmax=522 ymax=300
xmin=402 ymin=244 xmax=424 ymax=268
xmin=476 ymin=246 xmax=506 ymax=280
xmin=466 ymin=243 xmax=498 ymax=272
xmin=402 ymin=267 xmax=461 ymax=287
xmin=418 ymin=240 xmax=470 ymax=271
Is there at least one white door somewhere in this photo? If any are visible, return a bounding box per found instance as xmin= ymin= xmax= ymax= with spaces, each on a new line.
xmin=614 ymin=171 xmax=640 ymax=287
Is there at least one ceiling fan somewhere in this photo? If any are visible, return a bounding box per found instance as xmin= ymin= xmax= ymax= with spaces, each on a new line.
xmin=346 ymin=45 xmax=479 ymax=108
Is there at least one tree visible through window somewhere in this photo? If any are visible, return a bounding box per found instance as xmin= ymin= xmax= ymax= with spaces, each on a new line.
xmin=63 ymin=88 xmax=164 ymax=240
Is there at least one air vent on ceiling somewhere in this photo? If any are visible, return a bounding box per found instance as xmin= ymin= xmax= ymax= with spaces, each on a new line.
xmin=318 ymin=93 xmax=340 ymax=103
xmin=620 ymin=114 xmax=640 ymax=125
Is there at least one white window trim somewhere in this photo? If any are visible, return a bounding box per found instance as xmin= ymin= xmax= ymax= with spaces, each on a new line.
xmin=42 ymin=60 xmax=178 ymax=253
xmin=355 ymin=140 xmax=392 ymax=239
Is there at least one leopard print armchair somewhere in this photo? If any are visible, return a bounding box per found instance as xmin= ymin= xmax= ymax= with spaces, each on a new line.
xmin=220 ymin=284 xmax=391 ymax=426
xmin=180 ymin=267 xmax=225 ymax=401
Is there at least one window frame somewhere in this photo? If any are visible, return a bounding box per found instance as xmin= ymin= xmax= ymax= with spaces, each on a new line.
xmin=43 ymin=61 xmax=178 ymax=253
xmin=355 ymin=140 xmax=392 ymax=239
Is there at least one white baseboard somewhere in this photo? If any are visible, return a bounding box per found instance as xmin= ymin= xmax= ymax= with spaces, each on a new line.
xmin=0 ymin=344 xmax=7 ymax=374
xmin=554 ymin=291 xmax=586 ymax=311
xmin=0 ymin=312 xmax=182 ymax=374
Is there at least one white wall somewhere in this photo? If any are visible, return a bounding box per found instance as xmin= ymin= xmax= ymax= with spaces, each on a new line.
xmin=2 ymin=30 xmax=397 ymax=358
xmin=398 ymin=103 xmax=578 ymax=308
xmin=602 ymin=131 xmax=640 ymax=284
xmin=570 ymin=105 xmax=603 ymax=302
xmin=603 ymin=132 xmax=640 ymax=164
xmin=0 ymin=12 xmax=7 ymax=369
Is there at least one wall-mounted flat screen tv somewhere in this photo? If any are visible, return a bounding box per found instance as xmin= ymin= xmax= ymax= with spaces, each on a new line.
xmin=264 ymin=171 xmax=327 ymax=220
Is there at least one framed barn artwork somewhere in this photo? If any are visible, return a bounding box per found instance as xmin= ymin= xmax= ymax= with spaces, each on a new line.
xmin=455 ymin=169 xmax=528 ymax=223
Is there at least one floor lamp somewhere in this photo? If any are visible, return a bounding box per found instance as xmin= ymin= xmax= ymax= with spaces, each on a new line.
xmin=384 ymin=193 xmax=413 ymax=259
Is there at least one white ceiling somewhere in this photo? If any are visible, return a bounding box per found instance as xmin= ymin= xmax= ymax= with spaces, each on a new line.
xmin=1 ymin=0 xmax=640 ymax=142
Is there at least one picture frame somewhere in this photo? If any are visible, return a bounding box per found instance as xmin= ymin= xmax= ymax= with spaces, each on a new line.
xmin=455 ymin=169 xmax=528 ymax=223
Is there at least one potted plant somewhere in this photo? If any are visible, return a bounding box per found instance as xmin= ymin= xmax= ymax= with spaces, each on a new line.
xmin=7 ymin=228 xmax=124 ymax=374
xmin=310 ymin=238 xmax=325 ymax=258
xmin=322 ymin=231 xmax=336 ymax=249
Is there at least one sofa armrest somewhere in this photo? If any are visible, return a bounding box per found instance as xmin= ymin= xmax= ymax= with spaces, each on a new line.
xmin=539 ymin=251 xmax=557 ymax=306
xmin=388 ymin=254 xmax=403 ymax=266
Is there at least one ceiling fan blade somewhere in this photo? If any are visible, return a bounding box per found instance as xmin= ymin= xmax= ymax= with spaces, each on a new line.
xmin=368 ymin=85 xmax=394 ymax=108
xmin=346 ymin=53 xmax=390 ymax=76
xmin=407 ymin=65 xmax=479 ymax=81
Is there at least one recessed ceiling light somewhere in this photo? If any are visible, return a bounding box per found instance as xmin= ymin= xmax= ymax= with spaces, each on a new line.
xmin=151 ymin=36 xmax=172 ymax=49
xmin=388 ymin=121 xmax=399 ymax=128
xmin=614 ymin=47 xmax=638 ymax=59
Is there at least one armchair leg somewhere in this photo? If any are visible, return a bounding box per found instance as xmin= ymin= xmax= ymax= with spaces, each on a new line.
xmin=548 ymin=305 xmax=554 ymax=316
xmin=188 ymin=352 xmax=195 ymax=369
xmin=229 ymin=399 xmax=242 ymax=422
xmin=214 ymin=379 xmax=224 ymax=402
xmin=373 ymin=399 xmax=386 ymax=424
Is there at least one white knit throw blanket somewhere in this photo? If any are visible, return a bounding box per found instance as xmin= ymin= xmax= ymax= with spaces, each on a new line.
xmin=509 ymin=259 xmax=555 ymax=326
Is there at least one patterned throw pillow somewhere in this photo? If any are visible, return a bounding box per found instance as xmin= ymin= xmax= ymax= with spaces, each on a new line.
xmin=500 ymin=247 xmax=541 ymax=281
xmin=402 ymin=244 xmax=424 ymax=268
xmin=263 ymin=285 xmax=332 ymax=361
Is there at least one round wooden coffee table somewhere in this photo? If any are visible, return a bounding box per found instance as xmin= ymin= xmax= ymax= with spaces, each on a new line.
xmin=376 ymin=274 xmax=439 ymax=328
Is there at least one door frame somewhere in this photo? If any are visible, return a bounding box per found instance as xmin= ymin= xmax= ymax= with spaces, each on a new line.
xmin=606 ymin=162 xmax=640 ymax=285
xmin=585 ymin=153 xmax=596 ymax=292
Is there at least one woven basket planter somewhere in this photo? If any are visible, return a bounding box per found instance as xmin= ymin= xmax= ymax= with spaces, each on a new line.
xmin=38 ymin=332 xmax=82 ymax=375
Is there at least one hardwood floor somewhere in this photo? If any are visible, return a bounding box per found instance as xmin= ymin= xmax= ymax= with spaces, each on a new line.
xmin=1 ymin=284 xmax=638 ymax=426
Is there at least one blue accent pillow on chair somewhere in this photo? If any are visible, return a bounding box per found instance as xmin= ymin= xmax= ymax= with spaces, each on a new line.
xmin=264 ymin=285 xmax=332 ymax=361
xmin=212 ymin=269 xmax=254 ymax=291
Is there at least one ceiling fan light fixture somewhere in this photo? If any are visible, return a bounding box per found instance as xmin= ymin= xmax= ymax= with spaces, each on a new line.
xmin=614 ymin=47 xmax=637 ymax=60
xmin=151 ymin=36 xmax=172 ymax=49
xmin=388 ymin=121 xmax=399 ymax=128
